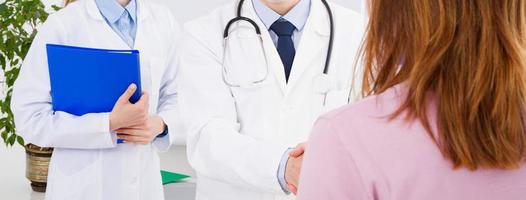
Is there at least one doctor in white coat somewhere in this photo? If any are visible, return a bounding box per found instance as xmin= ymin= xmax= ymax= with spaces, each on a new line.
xmin=11 ymin=0 xmax=180 ymax=199
xmin=178 ymin=0 xmax=363 ymax=199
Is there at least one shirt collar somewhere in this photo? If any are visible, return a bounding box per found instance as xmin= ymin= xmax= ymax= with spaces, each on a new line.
xmin=252 ymin=0 xmax=311 ymax=31
xmin=95 ymin=0 xmax=137 ymax=23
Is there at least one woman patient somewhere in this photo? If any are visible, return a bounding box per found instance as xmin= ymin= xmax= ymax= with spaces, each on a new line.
xmin=297 ymin=0 xmax=526 ymax=199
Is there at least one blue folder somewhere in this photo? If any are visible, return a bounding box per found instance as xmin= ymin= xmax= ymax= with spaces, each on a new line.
xmin=46 ymin=44 xmax=142 ymax=116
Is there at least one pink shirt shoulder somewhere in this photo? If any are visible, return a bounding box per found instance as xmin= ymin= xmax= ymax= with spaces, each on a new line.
xmin=298 ymin=85 xmax=526 ymax=200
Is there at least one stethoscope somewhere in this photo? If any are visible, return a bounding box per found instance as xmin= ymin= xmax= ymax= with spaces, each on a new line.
xmin=222 ymin=0 xmax=340 ymax=105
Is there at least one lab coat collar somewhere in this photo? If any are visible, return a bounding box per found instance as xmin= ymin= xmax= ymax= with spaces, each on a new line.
xmin=251 ymin=0 xmax=311 ymax=32
xmin=308 ymin=0 xmax=331 ymax=36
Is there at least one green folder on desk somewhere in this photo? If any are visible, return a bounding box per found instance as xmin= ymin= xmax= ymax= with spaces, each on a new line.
xmin=161 ymin=170 xmax=190 ymax=185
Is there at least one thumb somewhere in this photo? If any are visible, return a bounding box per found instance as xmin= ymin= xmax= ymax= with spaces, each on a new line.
xmin=117 ymin=84 xmax=137 ymax=104
xmin=288 ymin=184 xmax=298 ymax=195
xmin=136 ymin=92 xmax=149 ymax=107
xmin=289 ymin=144 xmax=305 ymax=157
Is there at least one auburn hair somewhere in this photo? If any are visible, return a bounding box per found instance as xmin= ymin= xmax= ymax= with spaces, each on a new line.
xmin=361 ymin=0 xmax=526 ymax=170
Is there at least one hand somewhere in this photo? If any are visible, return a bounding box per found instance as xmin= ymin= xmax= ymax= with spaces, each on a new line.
xmin=289 ymin=143 xmax=305 ymax=158
xmin=109 ymin=84 xmax=149 ymax=131
xmin=116 ymin=116 xmax=165 ymax=145
xmin=286 ymin=142 xmax=306 ymax=195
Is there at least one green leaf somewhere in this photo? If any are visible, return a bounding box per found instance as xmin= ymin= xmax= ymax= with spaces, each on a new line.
xmin=7 ymin=133 xmax=16 ymax=146
xmin=0 ymin=53 xmax=5 ymax=70
xmin=51 ymin=5 xmax=61 ymax=12
xmin=1 ymin=130 xmax=7 ymax=142
xmin=16 ymin=135 xmax=24 ymax=146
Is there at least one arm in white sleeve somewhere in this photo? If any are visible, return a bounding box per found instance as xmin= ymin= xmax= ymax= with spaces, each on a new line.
xmin=10 ymin=15 xmax=116 ymax=149
xmin=178 ymin=32 xmax=288 ymax=194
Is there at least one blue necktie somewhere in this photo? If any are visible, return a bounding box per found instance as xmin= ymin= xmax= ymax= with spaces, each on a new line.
xmin=270 ymin=19 xmax=296 ymax=82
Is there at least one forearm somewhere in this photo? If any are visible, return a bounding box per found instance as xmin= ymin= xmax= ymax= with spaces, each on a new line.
xmin=13 ymin=109 xmax=116 ymax=149
xmin=187 ymin=118 xmax=289 ymax=193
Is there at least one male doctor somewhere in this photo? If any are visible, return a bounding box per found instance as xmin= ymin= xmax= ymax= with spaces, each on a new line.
xmin=178 ymin=0 xmax=363 ymax=199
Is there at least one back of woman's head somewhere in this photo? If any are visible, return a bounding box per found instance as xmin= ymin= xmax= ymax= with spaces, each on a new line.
xmin=361 ymin=0 xmax=526 ymax=170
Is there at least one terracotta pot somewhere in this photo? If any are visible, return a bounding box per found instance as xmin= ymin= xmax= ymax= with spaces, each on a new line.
xmin=25 ymin=144 xmax=53 ymax=193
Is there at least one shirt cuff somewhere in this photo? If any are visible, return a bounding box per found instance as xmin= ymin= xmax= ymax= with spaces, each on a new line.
xmin=152 ymin=114 xmax=174 ymax=152
xmin=277 ymin=148 xmax=293 ymax=194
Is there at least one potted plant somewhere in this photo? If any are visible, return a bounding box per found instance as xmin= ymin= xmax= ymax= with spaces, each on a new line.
xmin=0 ymin=0 xmax=57 ymax=193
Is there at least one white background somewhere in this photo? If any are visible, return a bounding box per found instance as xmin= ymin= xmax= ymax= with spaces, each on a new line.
xmin=1 ymin=0 xmax=363 ymax=199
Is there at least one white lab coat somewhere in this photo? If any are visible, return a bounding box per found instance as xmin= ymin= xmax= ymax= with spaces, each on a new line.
xmin=178 ymin=0 xmax=364 ymax=199
xmin=11 ymin=0 xmax=180 ymax=199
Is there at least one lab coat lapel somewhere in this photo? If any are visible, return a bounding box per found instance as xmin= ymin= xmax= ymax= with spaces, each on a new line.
xmin=286 ymin=0 xmax=330 ymax=93
xmin=131 ymin=0 xmax=152 ymax=50
xmin=243 ymin=0 xmax=287 ymax=94
xmin=132 ymin=0 xmax=155 ymax=108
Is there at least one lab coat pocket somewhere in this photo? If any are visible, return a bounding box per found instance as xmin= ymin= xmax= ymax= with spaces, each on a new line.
xmin=49 ymin=149 xmax=101 ymax=200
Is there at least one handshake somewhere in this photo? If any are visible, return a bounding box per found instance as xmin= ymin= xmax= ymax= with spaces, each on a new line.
xmin=285 ymin=143 xmax=306 ymax=195
xmin=109 ymin=84 xmax=165 ymax=144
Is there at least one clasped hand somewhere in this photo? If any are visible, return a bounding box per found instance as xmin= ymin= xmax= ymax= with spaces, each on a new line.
xmin=285 ymin=142 xmax=306 ymax=195
xmin=109 ymin=84 xmax=165 ymax=145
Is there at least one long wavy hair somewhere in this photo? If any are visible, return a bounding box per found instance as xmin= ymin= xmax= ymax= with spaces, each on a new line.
xmin=361 ymin=0 xmax=526 ymax=170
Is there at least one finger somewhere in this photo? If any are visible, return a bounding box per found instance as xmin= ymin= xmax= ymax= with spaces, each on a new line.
xmin=116 ymin=128 xmax=144 ymax=136
xmin=136 ymin=92 xmax=149 ymax=107
xmin=117 ymin=84 xmax=137 ymax=104
xmin=289 ymin=145 xmax=305 ymax=157
xmin=116 ymin=126 xmax=145 ymax=132
xmin=288 ymin=184 xmax=298 ymax=195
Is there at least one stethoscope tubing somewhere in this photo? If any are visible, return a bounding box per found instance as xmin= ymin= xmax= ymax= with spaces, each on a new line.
xmin=224 ymin=0 xmax=334 ymax=75
xmin=222 ymin=0 xmax=352 ymax=105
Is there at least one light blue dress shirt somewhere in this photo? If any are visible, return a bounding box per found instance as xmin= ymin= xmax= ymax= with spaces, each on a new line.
xmin=252 ymin=0 xmax=311 ymax=194
xmin=252 ymin=0 xmax=311 ymax=49
xmin=95 ymin=0 xmax=137 ymax=48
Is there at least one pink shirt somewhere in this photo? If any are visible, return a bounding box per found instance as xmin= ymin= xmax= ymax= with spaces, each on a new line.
xmin=298 ymin=85 xmax=526 ymax=200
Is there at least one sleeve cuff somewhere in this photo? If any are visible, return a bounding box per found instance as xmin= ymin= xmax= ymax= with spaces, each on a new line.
xmin=153 ymin=114 xmax=174 ymax=152
xmin=100 ymin=112 xmax=118 ymax=148
xmin=277 ymin=148 xmax=294 ymax=194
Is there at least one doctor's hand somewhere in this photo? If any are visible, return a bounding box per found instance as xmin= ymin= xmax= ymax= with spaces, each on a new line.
xmin=285 ymin=142 xmax=306 ymax=195
xmin=115 ymin=116 xmax=165 ymax=145
xmin=289 ymin=143 xmax=306 ymax=158
xmin=109 ymin=84 xmax=149 ymax=132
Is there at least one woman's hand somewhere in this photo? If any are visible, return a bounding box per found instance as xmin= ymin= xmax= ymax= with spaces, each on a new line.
xmin=116 ymin=116 xmax=165 ymax=145
xmin=109 ymin=84 xmax=149 ymax=132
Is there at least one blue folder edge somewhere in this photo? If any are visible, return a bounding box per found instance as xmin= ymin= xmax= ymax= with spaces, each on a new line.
xmin=46 ymin=44 xmax=140 ymax=54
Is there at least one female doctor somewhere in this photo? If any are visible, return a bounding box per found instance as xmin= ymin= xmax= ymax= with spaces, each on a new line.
xmin=11 ymin=0 xmax=180 ymax=199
